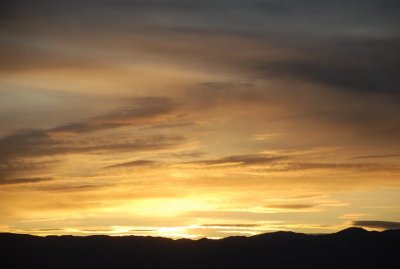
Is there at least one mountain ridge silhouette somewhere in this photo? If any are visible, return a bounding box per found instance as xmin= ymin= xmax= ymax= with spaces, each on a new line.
xmin=1 ymin=227 xmax=399 ymax=269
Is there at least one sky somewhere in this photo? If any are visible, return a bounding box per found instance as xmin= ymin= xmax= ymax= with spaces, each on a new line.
xmin=0 ymin=0 xmax=400 ymax=238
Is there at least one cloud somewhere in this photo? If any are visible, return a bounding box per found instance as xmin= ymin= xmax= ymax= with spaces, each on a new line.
xmin=0 ymin=96 xmax=185 ymax=178
xmin=0 ymin=177 xmax=53 ymax=186
xmin=265 ymin=204 xmax=315 ymax=210
xmin=0 ymin=158 xmax=58 ymax=179
xmin=276 ymin=162 xmax=398 ymax=172
xmin=181 ymin=210 xmax=276 ymax=221
xmin=142 ymin=121 xmax=195 ymax=130
xmin=80 ymin=228 xmax=114 ymax=232
xmin=188 ymin=154 xmax=287 ymax=167
xmin=71 ymin=135 xmax=184 ymax=153
xmin=171 ymin=151 xmax=205 ymax=159
xmin=38 ymin=228 xmax=64 ymax=231
xmin=0 ymin=96 xmax=179 ymax=157
xmin=5 ymin=1 xmax=398 ymax=38
xmin=0 ymin=132 xmax=183 ymax=178
xmin=200 ymin=223 xmax=260 ymax=228
xmin=190 ymin=76 xmax=400 ymax=147
xmin=48 ymin=97 xmax=177 ymax=135
xmin=182 ymin=152 xmax=399 ymax=173
xmin=36 ymin=184 xmax=111 ymax=192
xmin=259 ymin=39 xmax=400 ymax=95
xmin=187 ymin=81 xmax=261 ymax=108
xmin=353 ymin=220 xmax=400 ymax=230
xmin=129 ymin=229 xmax=158 ymax=232
xmin=0 ymin=130 xmax=183 ymax=160
xmin=1 ymin=0 xmax=400 ymax=238
xmin=106 ymin=160 xmax=157 ymax=169
xmin=353 ymin=153 xmax=400 ymax=159
xmin=0 ymin=130 xmax=58 ymax=161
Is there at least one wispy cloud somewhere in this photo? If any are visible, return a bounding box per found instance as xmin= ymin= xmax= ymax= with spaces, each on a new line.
xmin=181 ymin=152 xmax=399 ymax=173
xmin=353 ymin=153 xmax=400 ymax=159
xmin=0 ymin=177 xmax=53 ymax=186
xmin=353 ymin=220 xmax=400 ymax=230
xmin=105 ymin=160 xmax=157 ymax=169
xmin=187 ymin=154 xmax=287 ymax=167
xmin=275 ymin=162 xmax=398 ymax=172
xmin=36 ymin=184 xmax=111 ymax=192
xmin=265 ymin=204 xmax=316 ymax=210
xmin=0 ymin=130 xmax=183 ymax=179
xmin=0 ymin=97 xmax=185 ymax=179
xmin=48 ymin=97 xmax=177 ymax=135
xmin=200 ymin=223 xmax=260 ymax=228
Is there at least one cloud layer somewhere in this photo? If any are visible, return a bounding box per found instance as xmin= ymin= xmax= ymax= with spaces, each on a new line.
xmin=0 ymin=0 xmax=399 ymax=238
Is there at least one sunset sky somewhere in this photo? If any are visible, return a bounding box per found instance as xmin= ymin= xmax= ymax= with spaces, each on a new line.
xmin=1 ymin=0 xmax=400 ymax=238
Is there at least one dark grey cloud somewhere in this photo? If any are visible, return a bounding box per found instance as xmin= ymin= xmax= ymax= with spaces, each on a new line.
xmin=3 ymin=0 xmax=398 ymax=49
xmin=2 ymin=0 xmax=399 ymax=102
xmin=259 ymin=38 xmax=400 ymax=96
xmin=0 ymin=131 xmax=183 ymax=179
xmin=81 ymin=135 xmax=184 ymax=153
xmin=122 ymin=0 xmax=400 ymax=39
xmin=0 ymin=130 xmax=57 ymax=161
xmin=0 ymin=97 xmax=183 ymax=179
xmin=0 ymin=0 xmax=18 ymax=23
xmin=0 ymin=97 xmax=180 ymax=158
xmin=0 ymin=158 xmax=58 ymax=180
xmin=49 ymin=97 xmax=177 ymax=134
xmin=3 ymin=0 xmax=399 ymax=41
xmin=0 ymin=177 xmax=53 ymax=186
xmin=353 ymin=220 xmax=400 ymax=230
xmin=0 ymin=130 xmax=183 ymax=161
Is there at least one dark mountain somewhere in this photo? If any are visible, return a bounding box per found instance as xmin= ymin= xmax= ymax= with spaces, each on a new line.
xmin=1 ymin=228 xmax=399 ymax=269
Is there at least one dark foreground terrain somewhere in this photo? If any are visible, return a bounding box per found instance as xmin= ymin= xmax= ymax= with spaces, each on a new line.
xmin=1 ymin=227 xmax=399 ymax=269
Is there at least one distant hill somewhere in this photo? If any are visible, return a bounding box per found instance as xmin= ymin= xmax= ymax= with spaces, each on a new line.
xmin=1 ymin=227 xmax=399 ymax=269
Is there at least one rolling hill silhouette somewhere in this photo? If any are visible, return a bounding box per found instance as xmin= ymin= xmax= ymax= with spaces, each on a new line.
xmin=1 ymin=227 xmax=399 ymax=269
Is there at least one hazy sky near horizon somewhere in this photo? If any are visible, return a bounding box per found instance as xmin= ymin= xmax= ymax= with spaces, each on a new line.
xmin=1 ymin=0 xmax=400 ymax=238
